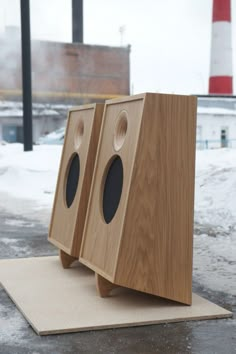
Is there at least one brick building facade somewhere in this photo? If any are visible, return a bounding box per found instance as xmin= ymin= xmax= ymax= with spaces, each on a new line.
xmin=0 ymin=29 xmax=130 ymax=142
xmin=0 ymin=29 xmax=130 ymax=103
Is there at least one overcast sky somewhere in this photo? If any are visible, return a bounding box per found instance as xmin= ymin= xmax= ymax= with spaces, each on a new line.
xmin=0 ymin=0 xmax=236 ymax=95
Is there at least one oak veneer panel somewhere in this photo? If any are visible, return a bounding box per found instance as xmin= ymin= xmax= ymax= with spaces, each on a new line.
xmin=48 ymin=103 xmax=104 ymax=257
xmin=80 ymin=97 xmax=144 ymax=279
xmin=115 ymin=93 xmax=196 ymax=305
xmin=80 ymin=93 xmax=197 ymax=305
xmin=0 ymin=256 xmax=232 ymax=335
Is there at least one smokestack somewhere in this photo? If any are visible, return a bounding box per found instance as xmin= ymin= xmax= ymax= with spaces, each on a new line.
xmin=72 ymin=0 xmax=83 ymax=43
xmin=209 ymin=0 xmax=233 ymax=94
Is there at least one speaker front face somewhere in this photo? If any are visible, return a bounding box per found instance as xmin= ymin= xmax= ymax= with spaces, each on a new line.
xmin=80 ymin=97 xmax=145 ymax=280
xmin=48 ymin=104 xmax=103 ymax=257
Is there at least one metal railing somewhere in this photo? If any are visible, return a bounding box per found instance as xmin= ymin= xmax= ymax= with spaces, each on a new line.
xmin=196 ymin=139 xmax=236 ymax=149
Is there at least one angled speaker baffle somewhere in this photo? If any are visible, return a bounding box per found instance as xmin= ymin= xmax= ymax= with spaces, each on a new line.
xmin=48 ymin=103 xmax=104 ymax=268
xmin=80 ymin=93 xmax=197 ymax=305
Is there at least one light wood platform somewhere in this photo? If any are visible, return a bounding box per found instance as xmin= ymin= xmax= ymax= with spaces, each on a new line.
xmin=0 ymin=256 xmax=232 ymax=336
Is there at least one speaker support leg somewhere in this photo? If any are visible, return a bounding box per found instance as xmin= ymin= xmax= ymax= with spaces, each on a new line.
xmin=60 ymin=249 xmax=77 ymax=269
xmin=95 ymin=273 xmax=119 ymax=297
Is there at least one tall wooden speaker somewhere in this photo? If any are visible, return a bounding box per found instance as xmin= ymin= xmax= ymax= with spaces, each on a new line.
xmin=48 ymin=103 xmax=104 ymax=268
xmin=80 ymin=93 xmax=197 ymax=305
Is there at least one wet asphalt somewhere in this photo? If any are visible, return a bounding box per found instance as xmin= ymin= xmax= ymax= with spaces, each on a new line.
xmin=0 ymin=210 xmax=235 ymax=354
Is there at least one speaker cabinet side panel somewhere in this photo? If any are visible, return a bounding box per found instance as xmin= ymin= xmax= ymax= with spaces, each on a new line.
xmin=80 ymin=98 xmax=145 ymax=279
xmin=115 ymin=93 xmax=197 ymax=304
xmin=48 ymin=104 xmax=103 ymax=257
xmin=72 ymin=104 xmax=104 ymax=256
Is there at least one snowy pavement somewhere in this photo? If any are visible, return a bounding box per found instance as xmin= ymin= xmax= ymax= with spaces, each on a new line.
xmin=0 ymin=143 xmax=235 ymax=296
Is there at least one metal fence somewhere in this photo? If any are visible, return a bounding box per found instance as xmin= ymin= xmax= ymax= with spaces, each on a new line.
xmin=196 ymin=139 xmax=236 ymax=150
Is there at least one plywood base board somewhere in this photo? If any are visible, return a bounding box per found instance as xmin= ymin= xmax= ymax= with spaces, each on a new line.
xmin=0 ymin=256 xmax=232 ymax=335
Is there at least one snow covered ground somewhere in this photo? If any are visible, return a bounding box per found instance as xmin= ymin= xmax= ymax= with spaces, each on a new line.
xmin=0 ymin=143 xmax=235 ymax=296
xmin=0 ymin=143 xmax=61 ymax=223
xmin=194 ymin=149 xmax=236 ymax=297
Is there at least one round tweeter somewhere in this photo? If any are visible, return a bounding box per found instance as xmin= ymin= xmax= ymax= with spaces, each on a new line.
xmin=74 ymin=119 xmax=84 ymax=149
xmin=102 ymin=156 xmax=123 ymax=224
xmin=113 ymin=111 xmax=128 ymax=151
xmin=65 ymin=153 xmax=80 ymax=208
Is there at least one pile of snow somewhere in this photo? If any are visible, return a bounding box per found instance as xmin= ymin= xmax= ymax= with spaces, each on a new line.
xmin=0 ymin=144 xmax=62 ymax=222
xmin=195 ymin=149 xmax=236 ymax=235
xmin=0 ymin=144 xmax=235 ymax=230
xmin=0 ymin=143 xmax=235 ymax=295
xmin=194 ymin=149 xmax=236 ymax=295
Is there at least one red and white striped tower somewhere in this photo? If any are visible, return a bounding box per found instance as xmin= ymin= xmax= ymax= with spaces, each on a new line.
xmin=209 ymin=0 xmax=233 ymax=94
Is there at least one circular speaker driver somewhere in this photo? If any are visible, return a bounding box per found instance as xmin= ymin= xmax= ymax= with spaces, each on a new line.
xmin=102 ymin=155 xmax=123 ymax=224
xmin=65 ymin=153 xmax=80 ymax=208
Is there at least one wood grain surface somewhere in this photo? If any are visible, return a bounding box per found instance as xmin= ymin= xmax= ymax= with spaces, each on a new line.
xmin=80 ymin=93 xmax=197 ymax=304
xmin=95 ymin=273 xmax=119 ymax=297
xmin=48 ymin=103 xmax=104 ymax=258
xmin=80 ymin=96 xmax=144 ymax=279
xmin=115 ymin=93 xmax=197 ymax=305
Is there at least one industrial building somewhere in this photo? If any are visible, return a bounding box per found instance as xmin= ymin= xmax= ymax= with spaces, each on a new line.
xmin=0 ymin=27 xmax=130 ymax=143
xmin=197 ymin=95 xmax=236 ymax=149
xmin=1 ymin=0 xmax=236 ymax=148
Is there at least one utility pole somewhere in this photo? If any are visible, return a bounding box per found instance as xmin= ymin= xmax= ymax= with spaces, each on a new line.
xmin=20 ymin=0 xmax=33 ymax=151
xmin=72 ymin=0 xmax=83 ymax=43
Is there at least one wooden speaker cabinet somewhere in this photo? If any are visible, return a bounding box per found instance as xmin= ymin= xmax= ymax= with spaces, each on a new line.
xmin=80 ymin=93 xmax=197 ymax=305
xmin=48 ymin=103 xmax=104 ymax=268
